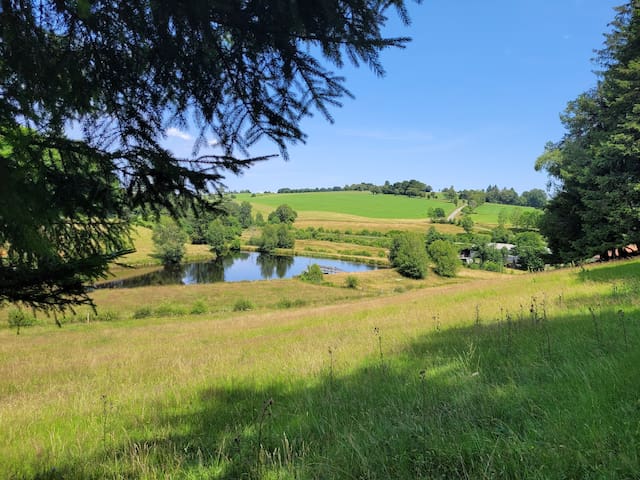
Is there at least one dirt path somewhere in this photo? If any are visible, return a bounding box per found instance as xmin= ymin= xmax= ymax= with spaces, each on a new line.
xmin=447 ymin=203 xmax=466 ymax=222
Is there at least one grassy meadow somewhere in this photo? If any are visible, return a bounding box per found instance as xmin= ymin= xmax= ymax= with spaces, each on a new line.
xmin=235 ymin=191 xmax=454 ymax=219
xmin=2 ymin=258 xmax=640 ymax=478
xmin=236 ymin=191 xmax=536 ymax=233
xmin=470 ymin=202 xmax=539 ymax=227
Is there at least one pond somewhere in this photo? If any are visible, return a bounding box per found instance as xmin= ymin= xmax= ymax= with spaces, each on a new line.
xmin=98 ymin=251 xmax=380 ymax=289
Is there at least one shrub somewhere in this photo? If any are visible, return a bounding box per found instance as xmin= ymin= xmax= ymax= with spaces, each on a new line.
xmin=155 ymin=302 xmax=187 ymax=317
xmin=345 ymin=275 xmax=359 ymax=289
xmin=7 ymin=308 xmax=36 ymax=334
xmin=190 ymin=300 xmax=208 ymax=314
xmin=277 ymin=298 xmax=307 ymax=309
xmin=299 ymin=264 xmax=325 ymax=284
xmin=428 ymin=239 xmax=460 ymax=277
xmin=96 ymin=310 xmax=120 ymax=322
xmin=133 ymin=306 xmax=152 ymax=319
xmin=483 ymin=261 xmax=504 ymax=272
xmin=233 ymin=298 xmax=254 ymax=311
xmin=389 ymin=232 xmax=429 ymax=279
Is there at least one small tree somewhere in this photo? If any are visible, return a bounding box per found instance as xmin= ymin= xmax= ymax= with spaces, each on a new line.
xmin=257 ymin=224 xmax=295 ymax=253
xmin=428 ymin=240 xmax=460 ymax=277
xmin=389 ymin=232 xmax=429 ymax=279
xmin=205 ymin=219 xmax=228 ymax=257
xmin=152 ymin=217 xmax=188 ymax=266
xmin=238 ymin=201 xmax=253 ymax=228
xmin=268 ymin=204 xmax=298 ymax=224
xmin=460 ymin=216 xmax=474 ymax=234
xmin=513 ymin=232 xmax=548 ymax=271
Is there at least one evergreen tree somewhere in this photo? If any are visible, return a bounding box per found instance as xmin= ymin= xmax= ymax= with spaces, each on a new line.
xmin=0 ymin=0 xmax=416 ymax=310
xmin=536 ymin=2 xmax=640 ymax=261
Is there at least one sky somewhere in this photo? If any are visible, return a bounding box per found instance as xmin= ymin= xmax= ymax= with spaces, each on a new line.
xmin=163 ymin=0 xmax=621 ymax=194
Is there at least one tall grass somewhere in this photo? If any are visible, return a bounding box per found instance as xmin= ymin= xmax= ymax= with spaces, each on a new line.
xmin=1 ymin=260 xmax=640 ymax=478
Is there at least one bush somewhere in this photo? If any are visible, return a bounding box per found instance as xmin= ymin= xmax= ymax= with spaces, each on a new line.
xmin=428 ymin=239 xmax=460 ymax=277
xmin=190 ymin=300 xmax=208 ymax=314
xmin=277 ymin=298 xmax=307 ymax=309
xmin=299 ymin=264 xmax=325 ymax=284
xmin=389 ymin=232 xmax=429 ymax=279
xmin=233 ymin=299 xmax=254 ymax=311
xmin=155 ymin=302 xmax=187 ymax=317
xmin=482 ymin=261 xmax=504 ymax=272
xmin=345 ymin=275 xmax=359 ymax=289
xmin=133 ymin=306 xmax=152 ymax=319
xmin=7 ymin=308 xmax=36 ymax=334
xmin=96 ymin=310 xmax=120 ymax=322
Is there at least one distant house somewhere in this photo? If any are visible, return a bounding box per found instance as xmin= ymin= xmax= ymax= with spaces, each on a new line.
xmin=488 ymin=243 xmax=519 ymax=266
xmin=459 ymin=243 xmax=518 ymax=266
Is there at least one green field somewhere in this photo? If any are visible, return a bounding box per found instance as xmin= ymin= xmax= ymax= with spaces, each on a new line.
xmin=235 ymin=191 xmax=455 ymax=220
xmin=2 ymin=259 xmax=640 ymax=478
xmin=470 ymin=202 xmax=538 ymax=226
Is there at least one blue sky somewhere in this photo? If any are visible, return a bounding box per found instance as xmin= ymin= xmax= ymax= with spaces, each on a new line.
xmin=164 ymin=0 xmax=620 ymax=194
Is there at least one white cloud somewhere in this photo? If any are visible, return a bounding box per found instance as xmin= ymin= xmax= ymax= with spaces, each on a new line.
xmin=166 ymin=127 xmax=193 ymax=141
xmin=208 ymin=139 xmax=219 ymax=146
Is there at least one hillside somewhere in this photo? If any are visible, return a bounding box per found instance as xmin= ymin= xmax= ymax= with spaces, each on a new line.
xmin=1 ymin=259 xmax=639 ymax=478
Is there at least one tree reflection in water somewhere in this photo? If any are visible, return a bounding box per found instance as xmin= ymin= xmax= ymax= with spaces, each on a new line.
xmin=98 ymin=251 xmax=376 ymax=289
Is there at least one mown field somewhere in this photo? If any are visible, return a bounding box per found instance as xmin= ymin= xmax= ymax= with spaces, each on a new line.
xmin=470 ymin=202 xmax=538 ymax=227
xmin=236 ymin=191 xmax=537 ymax=232
xmin=2 ymin=258 xmax=640 ymax=478
xmin=235 ymin=191 xmax=454 ymax=219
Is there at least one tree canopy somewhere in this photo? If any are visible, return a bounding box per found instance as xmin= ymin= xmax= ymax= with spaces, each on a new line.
xmin=536 ymin=2 xmax=640 ymax=262
xmin=0 ymin=0 xmax=417 ymax=311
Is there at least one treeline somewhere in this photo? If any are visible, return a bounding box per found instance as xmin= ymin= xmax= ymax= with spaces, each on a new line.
xmin=274 ymin=182 xmax=546 ymax=207
xmin=458 ymin=186 xmax=547 ymax=209
xmin=151 ymin=200 xmax=300 ymax=266
xmin=278 ymin=179 xmax=434 ymax=197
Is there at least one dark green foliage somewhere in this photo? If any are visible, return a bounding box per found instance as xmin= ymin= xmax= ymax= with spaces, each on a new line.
xmin=233 ymin=299 xmax=254 ymax=311
xmin=513 ymin=232 xmax=548 ymax=271
xmin=0 ymin=0 xmax=413 ymax=310
xmin=205 ymin=219 xmax=228 ymax=257
xmin=536 ymin=3 xmax=640 ymax=261
xmin=430 ymin=207 xmax=446 ymax=219
xmin=257 ymin=224 xmax=295 ymax=253
xmin=460 ymin=216 xmax=474 ymax=234
xmin=345 ymin=275 xmax=359 ymax=289
xmin=238 ymin=202 xmax=253 ymax=229
xmin=7 ymin=308 xmax=37 ymax=334
xmin=428 ymin=239 xmax=460 ymax=277
xmin=425 ymin=226 xmax=448 ymax=246
xmin=268 ymin=204 xmax=298 ymax=225
xmin=520 ymin=188 xmax=547 ymax=208
xmin=491 ymin=226 xmax=513 ymax=243
xmin=389 ymin=232 xmax=429 ymax=279
xmin=473 ymin=243 xmax=508 ymax=271
xmin=152 ymin=218 xmax=188 ymax=266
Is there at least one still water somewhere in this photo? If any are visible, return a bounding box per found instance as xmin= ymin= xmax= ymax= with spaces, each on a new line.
xmin=99 ymin=251 xmax=379 ymax=289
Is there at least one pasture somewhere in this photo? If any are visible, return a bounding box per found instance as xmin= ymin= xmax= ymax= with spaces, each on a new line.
xmin=2 ymin=259 xmax=640 ymax=478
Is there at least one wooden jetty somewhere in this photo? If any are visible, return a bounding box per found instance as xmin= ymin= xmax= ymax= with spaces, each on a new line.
xmin=318 ymin=265 xmax=344 ymax=274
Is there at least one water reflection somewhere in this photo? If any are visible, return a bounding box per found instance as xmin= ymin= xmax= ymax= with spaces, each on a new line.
xmin=99 ymin=251 xmax=378 ymax=289
xmin=256 ymin=253 xmax=294 ymax=279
